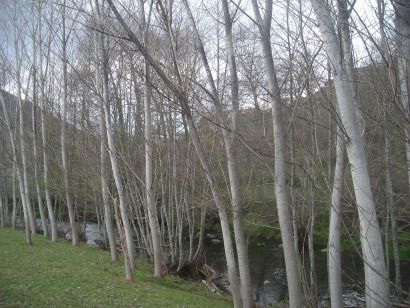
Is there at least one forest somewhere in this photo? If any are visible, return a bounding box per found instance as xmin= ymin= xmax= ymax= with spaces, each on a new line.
xmin=0 ymin=0 xmax=409 ymax=307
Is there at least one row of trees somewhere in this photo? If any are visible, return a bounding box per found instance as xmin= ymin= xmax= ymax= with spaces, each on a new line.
xmin=0 ymin=0 xmax=409 ymax=306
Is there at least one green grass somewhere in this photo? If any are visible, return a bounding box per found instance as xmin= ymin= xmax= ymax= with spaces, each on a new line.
xmin=0 ymin=227 xmax=232 ymax=307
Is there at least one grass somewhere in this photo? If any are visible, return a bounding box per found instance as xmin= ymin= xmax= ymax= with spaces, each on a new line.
xmin=0 ymin=227 xmax=232 ymax=307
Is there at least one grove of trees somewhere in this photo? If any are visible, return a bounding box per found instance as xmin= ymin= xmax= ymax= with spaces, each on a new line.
xmin=0 ymin=0 xmax=409 ymax=307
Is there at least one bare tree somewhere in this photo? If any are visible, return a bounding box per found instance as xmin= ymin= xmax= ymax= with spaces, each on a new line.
xmin=106 ymin=1 xmax=243 ymax=305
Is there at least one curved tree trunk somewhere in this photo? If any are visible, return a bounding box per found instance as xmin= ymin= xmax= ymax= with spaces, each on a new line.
xmin=310 ymin=1 xmax=390 ymax=306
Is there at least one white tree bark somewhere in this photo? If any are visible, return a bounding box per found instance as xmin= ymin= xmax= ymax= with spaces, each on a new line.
xmin=92 ymin=0 xmax=118 ymax=261
xmin=310 ymin=1 xmax=390 ymax=306
xmin=96 ymin=0 xmax=135 ymax=267
xmin=12 ymin=162 xmax=17 ymax=229
xmin=251 ymin=1 xmax=303 ymax=306
xmin=138 ymin=0 xmax=163 ymax=277
xmin=31 ymin=28 xmax=48 ymax=237
xmin=32 ymin=82 xmax=47 ymax=237
xmin=61 ymin=2 xmax=79 ymax=245
xmin=143 ymin=63 xmax=163 ymax=276
xmin=37 ymin=1 xmax=58 ymax=241
xmin=328 ymin=126 xmax=346 ymax=308
xmin=220 ymin=2 xmax=253 ymax=305
xmin=12 ymin=12 xmax=36 ymax=235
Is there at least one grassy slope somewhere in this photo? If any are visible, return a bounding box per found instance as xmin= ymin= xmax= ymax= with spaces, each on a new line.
xmin=0 ymin=227 xmax=232 ymax=307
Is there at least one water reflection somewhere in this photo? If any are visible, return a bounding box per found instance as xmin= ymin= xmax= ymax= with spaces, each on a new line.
xmin=204 ymin=237 xmax=409 ymax=306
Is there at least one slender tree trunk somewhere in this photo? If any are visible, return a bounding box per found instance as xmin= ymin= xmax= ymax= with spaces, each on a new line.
xmin=91 ymin=2 xmax=118 ymax=260
xmin=220 ymin=1 xmax=253 ymax=305
xmin=12 ymin=161 xmax=17 ymax=229
xmin=32 ymin=94 xmax=47 ymax=237
xmin=328 ymin=126 xmax=346 ymax=308
xmin=96 ymin=1 xmax=135 ymax=267
xmin=143 ymin=63 xmax=163 ymax=277
xmin=37 ymin=3 xmax=57 ymax=241
xmin=251 ymin=1 xmax=303 ymax=305
xmin=114 ymin=196 xmax=132 ymax=281
xmin=310 ymin=1 xmax=390 ymax=306
xmin=95 ymin=41 xmax=118 ymax=262
xmin=31 ymin=36 xmax=48 ymax=237
xmin=0 ymin=195 xmax=4 ymax=227
xmin=182 ymin=111 xmax=242 ymax=307
xmin=137 ymin=0 xmax=162 ymax=276
xmin=14 ymin=31 xmax=36 ymax=235
xmin=61 ymin=3 xmax=78 ymax=245
xmin=40 ymin=72 xmax=57 ymax=242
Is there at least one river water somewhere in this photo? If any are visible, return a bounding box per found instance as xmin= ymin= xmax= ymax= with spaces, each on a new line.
xmin=44 ymin=220 xmax=410 ymax=307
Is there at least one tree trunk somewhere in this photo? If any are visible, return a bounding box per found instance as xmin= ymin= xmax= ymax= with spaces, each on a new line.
xmin=61 ymin=2 xmax=78 ymax=245
xmin=12 ymin=162 xmax=17 ymax=229
xmin=251 ymin=1 xmax=303 ymax=306
xmin=37 ymin=3 xmax=57 ymax=241
xmin=220 ymin=1 xmax=253 ymax=305
xmin=96 ymin=0 xmax=135 ymax=268
xmin=137 ymin=0 xmax=162 ymax=277
xmin=31 ymin=37 xmax=48 ymax=237
xmin=143 ymin=62 xmax=163 ymax=277
xmin=14 ymin=28 xmax=36 ymax=235
xmin=114 ymin=196 xmax=132 ymax=281
xmin=32 ymin=96 xmax=47 ymax=237
xmin=92 ymin=3 xmax=118 ymax=261
xmin=328 ymin=126 xmax=346 ymax=308
xmin=310 ymin=1 xmax=390 ymax=306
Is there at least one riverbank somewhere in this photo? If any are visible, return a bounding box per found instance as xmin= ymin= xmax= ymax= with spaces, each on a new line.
xmin=0 ymin=227 xmax=232 ymax=307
